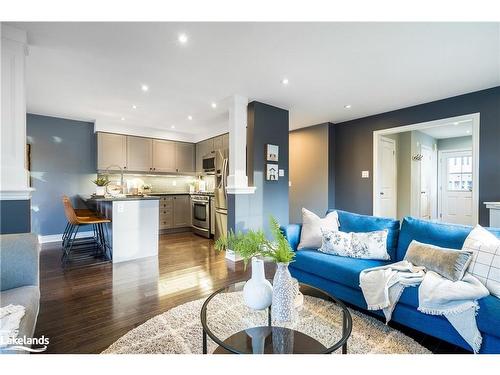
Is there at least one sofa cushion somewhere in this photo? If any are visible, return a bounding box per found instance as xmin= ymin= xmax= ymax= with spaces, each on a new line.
xmin=291 ymin=248 xmax=390 ymax=288
xmin=327 ymin=209 xmax=400 ymax=260
xmin=396 ymin=217 xmax=500 ymax=261
xmin=398 ymin=285 xmax=500 ymax=339
xmin=0 ymin=286 xmax=40 ymax=353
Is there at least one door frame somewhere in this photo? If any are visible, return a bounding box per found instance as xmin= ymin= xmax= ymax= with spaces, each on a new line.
xmin=373 ymin=112 xmax=480 ymax=224
xmin=419 ymin=143 xmax=438 ymax=220
xmin=437 ymin=148 xmax=473 ymax=224
xmin=374 ymin=136 xmax=397 ymax=219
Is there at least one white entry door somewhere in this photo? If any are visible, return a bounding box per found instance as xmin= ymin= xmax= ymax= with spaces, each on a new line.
xmin=419 ymin=145 xmax=434 ymax=219
xmin=439 ymin=150 xmax=473 ymax=225
xmin=377 ymin=136 xmax=397 ymax=218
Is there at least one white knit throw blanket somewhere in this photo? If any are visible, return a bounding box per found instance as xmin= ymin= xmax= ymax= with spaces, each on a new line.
xmin=359 ymin=260 xmax=489 ymax=353
xmin=0 ymin=304 xmax=26 ymax=348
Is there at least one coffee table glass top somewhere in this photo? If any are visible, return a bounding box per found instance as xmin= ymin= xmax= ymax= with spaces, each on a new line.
xmin=200 ymin=281 xmax=352 ymax=354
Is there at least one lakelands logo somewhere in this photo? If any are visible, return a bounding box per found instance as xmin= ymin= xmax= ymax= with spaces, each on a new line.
xmin=0 ymin=334 xmax=49 ymax=353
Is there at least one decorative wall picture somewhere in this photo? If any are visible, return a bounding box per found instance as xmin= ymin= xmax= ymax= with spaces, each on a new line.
xmin=266 ymin=164 xmax=279 ymax=181
xmin=266 ymin=144 xmax=279 ymax=162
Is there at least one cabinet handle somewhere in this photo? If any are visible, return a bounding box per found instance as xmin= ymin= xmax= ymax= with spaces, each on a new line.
xmin=154 ymin=168 xmax=156 ymax=170
xmin=124 ymin=166 xmax=127 ymax=169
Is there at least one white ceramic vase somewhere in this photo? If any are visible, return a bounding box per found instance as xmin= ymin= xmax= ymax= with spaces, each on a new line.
xmin=243 ymin=257 xmax=273 ymax=310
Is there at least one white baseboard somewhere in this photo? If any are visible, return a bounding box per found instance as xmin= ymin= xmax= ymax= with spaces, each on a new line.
xmin=38 ymin=231 xmax=94 ymax=244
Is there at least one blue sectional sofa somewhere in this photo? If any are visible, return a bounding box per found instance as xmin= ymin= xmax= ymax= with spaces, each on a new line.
xmin=281 ymin=209 xmax=500 ymax=353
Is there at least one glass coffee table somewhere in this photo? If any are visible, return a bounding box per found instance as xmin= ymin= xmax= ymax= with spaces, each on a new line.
xmin=200 ymin=281 xmax=352 ymax=354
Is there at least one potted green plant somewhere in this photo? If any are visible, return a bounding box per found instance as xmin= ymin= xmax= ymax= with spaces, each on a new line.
xmin=215 ymin=229 xmax=273 ymax=310
xmin=92 ymin=176 xmax=110 ymax=196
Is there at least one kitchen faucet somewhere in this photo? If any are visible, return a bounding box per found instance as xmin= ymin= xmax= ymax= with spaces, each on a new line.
xmin=104 ymin=165 xmax=124 ymax=193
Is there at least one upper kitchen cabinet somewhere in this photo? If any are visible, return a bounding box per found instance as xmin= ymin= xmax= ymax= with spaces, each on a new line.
xmin=195 ymin=138 xmax=214 ymax=172
xmin=97 ymin=132 xmax=127 ymax=171
xmin=152 ymin=139 xmax=176 ymax=172
xmin=126 ymin=136 xmax=153 ymax=172
xmin=213 ymin=135 xmax=223 ymax=151
xmin=222 ymin=133 xmax=229 ymax=151
xmin=175 ymin=142 xmax=195 ymax=173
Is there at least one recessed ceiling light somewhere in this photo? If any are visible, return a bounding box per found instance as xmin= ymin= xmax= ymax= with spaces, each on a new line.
xmin=178 ymin=33 xmax=188 ymax=44
xmin=132 ymin=105 xmax=137 ymax=109
xmin=171 ymin=125 xmax=175 ymax=129
xmin=466 ymin=130 xmax=471 ymax=134
xmin=211 ymin=102 xmax=217 ymax=109
xmin=281 ymin=78 xmax=289 ymax=85
xmin=141 ymin=84 xmax=149 ymax=92
xmin=344 ymin=104 xmax=352 ymax=109
xmin=187 ymin=115 xmax=193 ymax=120
xmin=453 ymin=122 xmax=459 ymax=125
xmin=121 ymin=117 xmax=125 ymax=121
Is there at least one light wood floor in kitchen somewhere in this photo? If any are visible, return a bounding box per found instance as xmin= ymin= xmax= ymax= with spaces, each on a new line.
xmin=37 ymin=232 xmax=466 ymax=354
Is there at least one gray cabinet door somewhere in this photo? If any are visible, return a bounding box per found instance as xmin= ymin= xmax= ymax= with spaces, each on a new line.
xmin=195 ymin=142 xmax=203 ymax=173
xmin=175 ymin=142 xmax=195 ymax=173
xmin=213 ymin=135 xmax=223 ymax=152
xmin=152 ymin=139 xmax=176 ymax=172
xmin=222 ymin=133 xmax=229 ymax=152
xmin=173 ymin=195 xmax=191 ymax=227
xmin=97 ymin=132 xmax=127 ymax=170
xmin=127 ymin=136 xmax=152 ymax=172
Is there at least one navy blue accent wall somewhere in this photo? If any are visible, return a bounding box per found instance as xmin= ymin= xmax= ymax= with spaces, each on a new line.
xmin=229 ymin=101 xmax=289 ymax=237
xmin=0 ymin=200 xmax=31 ymax=234
xmin=331 ymin=86 xmax=500 ymax=226
xmin=27 ymin=114 xmax=96 ymax=236
xmin=328 ymin=123 xmax=336 ymax=209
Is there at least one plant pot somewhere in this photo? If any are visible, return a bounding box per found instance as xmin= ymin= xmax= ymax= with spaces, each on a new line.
xmin=243 ymin=257 xmax=273 ymax=310
xmin=95 ymin=186 xmax=106 ymax=196
xmin=271 ymin=262 xmax=296 ymax=323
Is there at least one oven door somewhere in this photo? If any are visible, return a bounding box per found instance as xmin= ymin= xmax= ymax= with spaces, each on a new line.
xmin=192 ymin=200 xmax=209 ymax=229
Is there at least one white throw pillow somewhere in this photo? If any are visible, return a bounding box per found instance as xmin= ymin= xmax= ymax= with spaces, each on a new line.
xmin=297 ymin=208 xmax=339 ymax=250
xmin=463 ymin=225 xmax=500 ymax=298
xmin=319 ymin=229 xmax=390 ymax=260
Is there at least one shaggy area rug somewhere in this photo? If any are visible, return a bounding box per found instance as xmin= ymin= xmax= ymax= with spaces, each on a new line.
xmin=103 ymin=292 xmax=430 ymax=354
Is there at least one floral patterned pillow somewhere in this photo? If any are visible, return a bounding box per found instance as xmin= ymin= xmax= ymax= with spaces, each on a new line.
xmin=319 ymin=229 xmax=390 ymax=260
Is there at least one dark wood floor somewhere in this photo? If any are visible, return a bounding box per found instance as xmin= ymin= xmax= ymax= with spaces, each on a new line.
xmin=36 ymin=232 xmax=467 ymax=354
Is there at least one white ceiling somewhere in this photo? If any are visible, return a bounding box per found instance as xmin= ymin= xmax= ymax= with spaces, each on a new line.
xmin=420 ymin=120 xmax=473 ymax=139
xmin=9 ymin=22 xmax=500 ymax=142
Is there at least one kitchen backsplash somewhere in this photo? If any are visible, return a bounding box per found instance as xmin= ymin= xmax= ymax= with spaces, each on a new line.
xmin=100 ymin=174 xmax=215 ymax=193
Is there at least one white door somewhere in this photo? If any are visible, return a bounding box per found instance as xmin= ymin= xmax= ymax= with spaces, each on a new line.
xmin=377 ymin=136 xmax=397 ymax=218
xmin=439 ymin=150 xmax=473 ymax=225
xmin=419 ymin=145 xmax=434 ymax=219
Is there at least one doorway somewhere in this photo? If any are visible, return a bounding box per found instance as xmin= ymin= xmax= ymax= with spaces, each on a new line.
xmin=373 ymin=113 xmax=479 ymax=225
xmin=438 ymin=149 xmax=473 ymax=225
xmin=376 ymin=136 xmax=397 ymax=219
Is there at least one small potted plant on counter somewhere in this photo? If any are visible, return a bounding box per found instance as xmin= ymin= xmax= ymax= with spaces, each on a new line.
xmin=215 ymin=229 xmax=273 ymax=310
xmin=92 ymin=176 xmax=110 ymax=196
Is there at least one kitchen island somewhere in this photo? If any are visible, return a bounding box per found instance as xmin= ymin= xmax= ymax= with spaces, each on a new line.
xmin=83 ymin=195 xmax=160 ymax=263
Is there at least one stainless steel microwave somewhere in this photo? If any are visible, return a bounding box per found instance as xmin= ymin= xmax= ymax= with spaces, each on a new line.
xmin=202 ymin=153 xmax=216 ymax=173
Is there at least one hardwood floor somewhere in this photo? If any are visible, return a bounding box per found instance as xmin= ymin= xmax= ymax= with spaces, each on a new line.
xmin=36 ymin=232 xmax=466 ymax=354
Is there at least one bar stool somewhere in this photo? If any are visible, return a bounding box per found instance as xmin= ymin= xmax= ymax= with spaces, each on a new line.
xmin=61 ymin=196 xmax=111 ymax=266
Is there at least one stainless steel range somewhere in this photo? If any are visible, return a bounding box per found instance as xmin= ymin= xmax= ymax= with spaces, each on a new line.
xmin=191 ymin=194 xmax=211 ymax=238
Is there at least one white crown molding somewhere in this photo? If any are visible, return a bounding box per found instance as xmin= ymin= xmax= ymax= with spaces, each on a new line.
xmin=0 ymin=188 xmax=35 ymax=200
xmin=1 ymin=24 xmax=27 ymax=44
xmin=39 ymin=231 xmax=94 ymax=244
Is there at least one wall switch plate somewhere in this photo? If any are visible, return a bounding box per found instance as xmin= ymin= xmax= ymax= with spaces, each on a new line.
xmin=288 ymin=181 xmax=292 ymax=187
xmin=361 ymin=170 xmax=370 ymax=178
xmin=279 ymin=169 xmax=285 ymax=177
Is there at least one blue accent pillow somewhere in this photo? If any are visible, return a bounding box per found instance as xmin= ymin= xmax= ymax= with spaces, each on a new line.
xmin=326 ymin=209 xmax=400 ymax=260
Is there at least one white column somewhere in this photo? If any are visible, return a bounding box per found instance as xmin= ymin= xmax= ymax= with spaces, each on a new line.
xmin=225 ymin=94 xmax=256 ymax=195
xmin=0 ymin=24 xmax=32 ymax=200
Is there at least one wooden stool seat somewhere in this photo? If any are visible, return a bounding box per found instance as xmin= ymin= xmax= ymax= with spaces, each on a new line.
xmin=75 ymin=216 xmax=111 ymax=225
xmin=74 ymin=208 xmax=97 ymax=217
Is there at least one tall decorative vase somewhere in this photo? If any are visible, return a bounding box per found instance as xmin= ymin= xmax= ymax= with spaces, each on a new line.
xmin=271 ymin=262 xmax=295 ymax=323
xmin=243 ymin=257 xmax=273 ymax=310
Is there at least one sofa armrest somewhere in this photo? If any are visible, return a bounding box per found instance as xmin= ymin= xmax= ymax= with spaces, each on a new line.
xmin=0 ymin=233 xmax=40 ymax=291
xmin=280 ymin=224 xmax=302 ymax=252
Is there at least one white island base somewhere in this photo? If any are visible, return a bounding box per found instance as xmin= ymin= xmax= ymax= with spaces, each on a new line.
xmin=92 ymin=198 xmax=159 ymax=263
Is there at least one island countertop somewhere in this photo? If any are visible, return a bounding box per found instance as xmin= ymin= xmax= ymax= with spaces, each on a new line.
xmin=82 ymin=195 xmax=161 ymax=202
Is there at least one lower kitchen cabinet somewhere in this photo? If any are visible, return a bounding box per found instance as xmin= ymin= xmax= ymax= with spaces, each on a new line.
xmin=158 ymin=195 xmax=191 ymax=230
xmin=173 ymin=195 xmax=191 ymax=227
